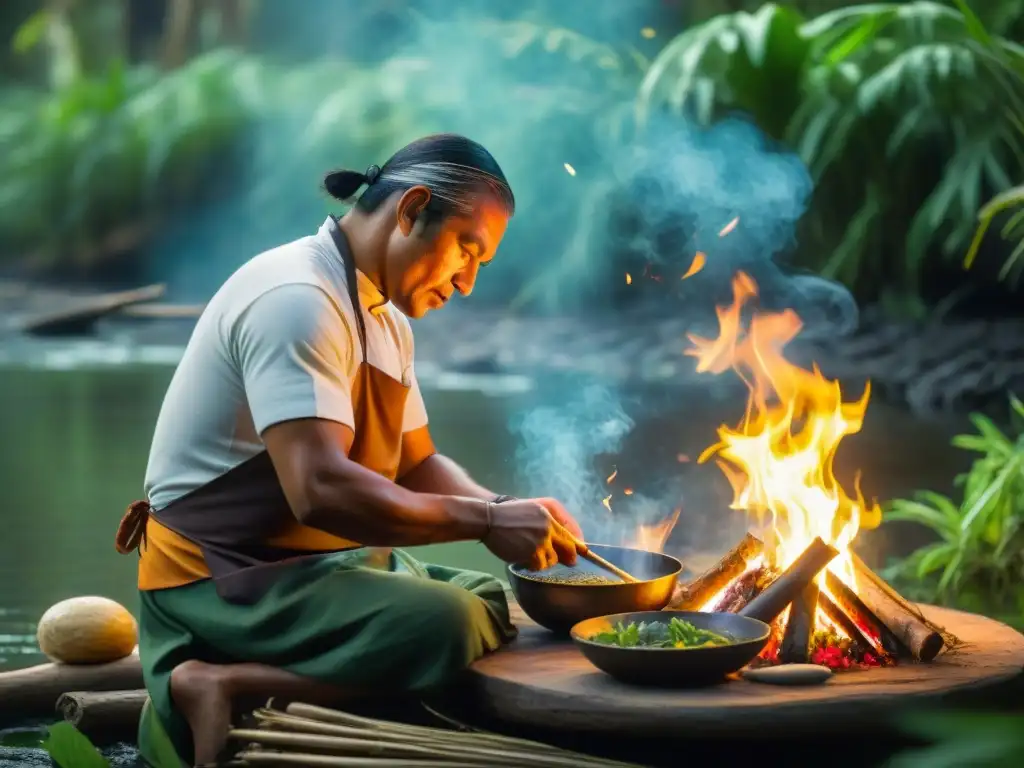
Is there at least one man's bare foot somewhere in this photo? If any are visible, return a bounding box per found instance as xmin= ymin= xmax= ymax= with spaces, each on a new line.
xmin=170 ymin=660 xmax=234 ymax=766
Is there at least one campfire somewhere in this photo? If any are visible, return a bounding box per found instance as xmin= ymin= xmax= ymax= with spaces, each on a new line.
xmin=665 ymin=272 xmax=952 ymax=669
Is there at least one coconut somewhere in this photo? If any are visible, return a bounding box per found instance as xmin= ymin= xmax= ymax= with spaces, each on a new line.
xmin=37 ymin=597 xmax=138 ymax=665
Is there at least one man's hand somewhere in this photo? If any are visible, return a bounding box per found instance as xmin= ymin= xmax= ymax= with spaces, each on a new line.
xmin=525 ymin=497 xmax=584 ymax=541
xmin=483 ymin=500 xmax=580 ymax=571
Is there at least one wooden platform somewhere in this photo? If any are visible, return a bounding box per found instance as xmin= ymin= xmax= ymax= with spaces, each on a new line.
xmin=466 ymin=604 xmax=1024 ymax=739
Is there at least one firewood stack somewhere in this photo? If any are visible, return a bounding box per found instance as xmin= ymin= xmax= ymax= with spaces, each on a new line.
xmin=670 ymin=534 xmax=958 ymax=668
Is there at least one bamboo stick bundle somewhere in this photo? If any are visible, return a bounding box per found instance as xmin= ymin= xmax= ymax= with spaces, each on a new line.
xmin=283 ymin=702 xmax=632 ymax=761
xmin=235 ymin=755 xmax=506 ymax=766
xmin=227 ymin=703 xmax=647 ymax=768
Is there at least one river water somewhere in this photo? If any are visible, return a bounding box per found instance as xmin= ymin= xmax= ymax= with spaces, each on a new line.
xmin=0 ymin=343 xmax=972 ymax=672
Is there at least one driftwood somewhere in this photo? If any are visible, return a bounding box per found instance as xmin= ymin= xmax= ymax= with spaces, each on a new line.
xmin=56 ymin=689 xmax=149 ymax=744
xmin=0 ymin=652 xmax=143 ymax=718
xmin=19 ymin=283 xmax=166 ymax=336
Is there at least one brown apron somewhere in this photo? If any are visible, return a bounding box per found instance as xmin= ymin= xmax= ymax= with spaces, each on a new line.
xmin=116 ymin=218 xmax=415 ymax=605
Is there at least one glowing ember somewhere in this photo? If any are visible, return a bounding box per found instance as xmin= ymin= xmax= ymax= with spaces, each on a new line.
xmin=624 ymin=488 xmax=633 ymax=496
xmin=602 ymin=495 xmax=613 ymax=511
xmin=564 ymin=162 xmax=576 ymax=176
xmin=685 ymin=272 xmax=882 ymax=593
xmin=682 ymin=252 xmax=706 ymax=280
xmin=640 ymin=27 xmax=656 ymax=39
xmin=718 ymin=217 xmax=739 ymax=237
xmin=625 ymin=273 xmax=632 ymax=285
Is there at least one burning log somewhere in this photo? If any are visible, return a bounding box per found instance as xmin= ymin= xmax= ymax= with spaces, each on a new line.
xmin=852 ymin=552 xmax=951 ymax=640
xmin=711 ymin=565 xmax=775 ymax=613
xmin=671 ymin=533 xmax=764 ymax=610
xmin=817 ymin=590 xmax=888 ymax=665
xmin=739 ymin=538 xmax=838 ymax=625
xmin=824 ymin=571 xmax=904 ymax=658
xmin=851 ymin=556 xmax=944 ymax=661
xmin=779 ymin=583 xmax=819 ymax=664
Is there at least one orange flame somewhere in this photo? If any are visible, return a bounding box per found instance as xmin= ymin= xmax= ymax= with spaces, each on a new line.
xmin=685 ymin=272 xmax=881 ymax=589
xmin=627 ymin=508 xmax=681 ymax=554
xmin=606 ymin=468 xmax=618 ymax=484
xmin=682 ymin=251 xmax=706 ymax=280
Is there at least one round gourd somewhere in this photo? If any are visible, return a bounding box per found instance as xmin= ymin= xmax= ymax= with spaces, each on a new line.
xmin=36 ymin=597 xmax=138 ymax=664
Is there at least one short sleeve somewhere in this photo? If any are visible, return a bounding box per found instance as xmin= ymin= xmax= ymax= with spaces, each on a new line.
xmin=232 ymin=283 xmax=356 ymax=435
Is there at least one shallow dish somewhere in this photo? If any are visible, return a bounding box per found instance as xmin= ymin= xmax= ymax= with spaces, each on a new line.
xmin=571 ymin=610 xmax=771 ymax=687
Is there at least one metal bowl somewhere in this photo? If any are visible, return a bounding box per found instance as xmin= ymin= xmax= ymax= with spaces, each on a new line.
xmin=571 ymin=610 xmax=771 ymax=687
xmin=508 ymin=544 xmax=682 ymax=634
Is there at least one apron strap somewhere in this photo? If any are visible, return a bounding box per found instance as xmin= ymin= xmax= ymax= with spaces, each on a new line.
xmin=328 ymin=215 xmax=368 ymax=366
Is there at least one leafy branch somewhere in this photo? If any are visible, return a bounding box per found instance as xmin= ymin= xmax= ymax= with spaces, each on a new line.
xmin=883 ymin=395 xmax=1024 ymax=605
xmin=638 ymin=2 xmax=1024 ymax=306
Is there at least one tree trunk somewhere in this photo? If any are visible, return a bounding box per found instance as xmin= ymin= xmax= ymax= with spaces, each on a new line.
xmin=161 ymin=0 xmax=196 ymax=69
xmin=126 ymin=0 xmax=168 ymax=63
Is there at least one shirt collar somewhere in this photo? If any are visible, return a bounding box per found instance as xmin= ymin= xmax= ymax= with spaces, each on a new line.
xmin=319 ymin=217 xmax=389 ymax=316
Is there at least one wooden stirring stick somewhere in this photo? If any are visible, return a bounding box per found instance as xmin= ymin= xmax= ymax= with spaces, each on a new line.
xmin=562 ymin=527 xmax=640 ymax=583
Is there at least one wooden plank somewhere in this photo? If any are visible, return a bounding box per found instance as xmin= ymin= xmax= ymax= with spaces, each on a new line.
xmin=469 ymin=604 xmax=1024 ymax=738
xmin=19 ymin=284 xmax=166 ymax=336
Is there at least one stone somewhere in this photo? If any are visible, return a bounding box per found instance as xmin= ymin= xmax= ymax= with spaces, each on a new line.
xmin=741 ymin=664 xmax=833 ymax=686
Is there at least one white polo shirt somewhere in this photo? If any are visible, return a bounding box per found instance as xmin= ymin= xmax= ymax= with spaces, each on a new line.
xmin=143 ymin=217 xmax=429 ymax=510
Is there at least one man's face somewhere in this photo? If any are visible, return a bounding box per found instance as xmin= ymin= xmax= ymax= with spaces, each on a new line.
xmin=385 ymin=193 xmax=508 ymax=318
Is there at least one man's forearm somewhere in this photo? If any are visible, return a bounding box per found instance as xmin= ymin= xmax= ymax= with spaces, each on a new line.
xmin=298 ymin=457 xmax=491 ymax=547
xmin=398 ymin=453 xmax=504 ymax=501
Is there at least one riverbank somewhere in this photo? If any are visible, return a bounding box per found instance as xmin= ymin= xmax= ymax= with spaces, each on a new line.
xmin=2 ymin=280 xmax=1022 ymax=416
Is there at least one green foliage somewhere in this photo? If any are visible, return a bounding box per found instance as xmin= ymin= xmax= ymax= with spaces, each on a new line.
xmin=0 ymin=49 xmax=262 ymax=269
xmin=41 ymin=722 xmax=110 ymax=768
xmin=590 ymin=617 xmax=734 ymax=648
xmin=883 ymin=395 xmax=1024 ymax=606
xmin=956 ymin=0 xmax=1024 ymax=287
xmin=888 ymin=711 xmax=1024 ymax=768
xmin=964 ymin=184 xmax=1024 ymax=285
xmin=1 ymin=11 xmax=644 ymax=275
xmin=638 ymin=2 xmax=1024 ymax=308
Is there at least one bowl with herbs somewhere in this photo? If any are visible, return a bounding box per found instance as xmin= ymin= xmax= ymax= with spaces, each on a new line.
xmin=508 ymin=545 xmax=683 ymax=634
xmin=571 ymin=610 xmax=771 ymax=686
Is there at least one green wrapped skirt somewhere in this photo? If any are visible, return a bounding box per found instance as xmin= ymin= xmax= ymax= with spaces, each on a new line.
xmin=137 ymin=549 xmax=515 ymax=767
